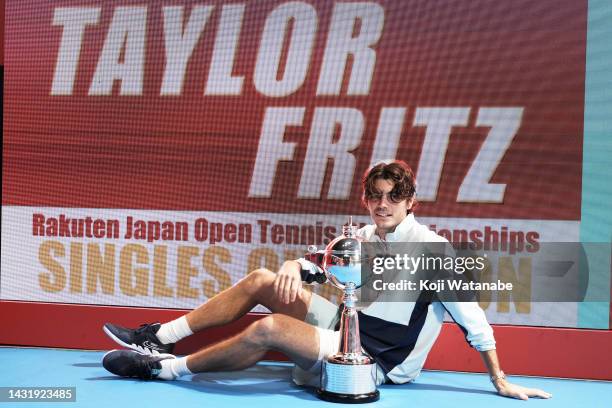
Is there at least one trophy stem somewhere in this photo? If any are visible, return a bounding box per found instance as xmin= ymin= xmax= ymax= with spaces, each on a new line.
xmin=338 ymin=282 xmax=361 ymax=357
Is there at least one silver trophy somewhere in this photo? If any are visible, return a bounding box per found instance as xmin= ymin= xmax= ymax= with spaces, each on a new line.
xmin=309 ymin=218 xmax=379 ymax=403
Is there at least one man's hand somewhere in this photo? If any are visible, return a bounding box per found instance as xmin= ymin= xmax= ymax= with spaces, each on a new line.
xmin=494 ymin=378 xmax=552 ymax=400
xmin=480 ymin=350 xmax=551 ymax=400
xmin=273 ymin=261 xmax=303 ymax=304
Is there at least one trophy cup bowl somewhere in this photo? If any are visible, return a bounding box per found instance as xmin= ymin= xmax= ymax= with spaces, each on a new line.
xmin=316 ymin=222 xmax=380 ymax=403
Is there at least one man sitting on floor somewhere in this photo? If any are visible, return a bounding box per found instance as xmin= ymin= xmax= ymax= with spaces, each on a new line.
xmin=102 ymin=161 xmax=551 ymax=400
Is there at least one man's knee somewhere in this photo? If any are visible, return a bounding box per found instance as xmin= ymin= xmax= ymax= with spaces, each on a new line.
xmin=246 ymin=314 xmax=280 ymax=346
xmin=243 ymin=268 xmax=275 ymax=294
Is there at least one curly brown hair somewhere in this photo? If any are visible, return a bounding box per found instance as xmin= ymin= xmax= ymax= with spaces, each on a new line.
xmin=362 ymin=161 xmax=418 ymax=213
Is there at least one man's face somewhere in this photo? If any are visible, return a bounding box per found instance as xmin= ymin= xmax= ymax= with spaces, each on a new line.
xmin=366 ymin=178 xmax=414 ymax=237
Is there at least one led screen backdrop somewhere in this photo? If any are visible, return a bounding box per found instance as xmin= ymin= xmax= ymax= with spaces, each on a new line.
xmin=3 ymin=0 xmax=609 ymax=328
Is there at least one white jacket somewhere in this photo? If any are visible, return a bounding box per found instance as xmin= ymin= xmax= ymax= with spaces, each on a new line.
xmin=303 ymin=214 xmax=495 ymax=384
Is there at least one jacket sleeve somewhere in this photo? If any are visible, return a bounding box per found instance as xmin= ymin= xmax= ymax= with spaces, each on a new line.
xmin=436 ymin=236 xmax=495 ymax=351
xmin=296 ymin=258 xmax=327 ymax=284
xmin=441 ymin=300 xmax=496 ymax=351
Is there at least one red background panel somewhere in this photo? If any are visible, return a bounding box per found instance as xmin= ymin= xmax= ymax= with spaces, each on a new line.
xmin=3 ymin=0 xmax=586 ymax=219
xmin=1 ymin=301 xmax=610 ymax=381
xmin=1 ymin=0 xmax=4 ymax=65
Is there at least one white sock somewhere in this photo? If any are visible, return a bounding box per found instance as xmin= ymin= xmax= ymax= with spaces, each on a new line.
xmin=158 ymin=357 xmax=192 ymax=380
xmin=156 ymin=316 xmax=193 ymax=344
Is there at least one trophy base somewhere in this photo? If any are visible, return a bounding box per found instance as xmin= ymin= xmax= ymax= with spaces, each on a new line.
xmin=318 ymin=358 xmax=379 ymax=403
xmin=316 ymin=389 xmax=380 ymax=404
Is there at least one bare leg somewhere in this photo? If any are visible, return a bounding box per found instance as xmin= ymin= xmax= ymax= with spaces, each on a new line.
xmin=185 ymin=268 xmax=312 ymax=333
xmin=186 ymin=314 xmax=320 ymax=372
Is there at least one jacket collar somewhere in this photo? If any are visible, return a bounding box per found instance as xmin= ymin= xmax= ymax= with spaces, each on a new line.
xmin=364 ymin=213 xmax=416 ymax=242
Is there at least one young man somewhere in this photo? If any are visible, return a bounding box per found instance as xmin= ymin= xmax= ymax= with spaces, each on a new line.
xmin=102 ymin=161 xmax=551 ymax=400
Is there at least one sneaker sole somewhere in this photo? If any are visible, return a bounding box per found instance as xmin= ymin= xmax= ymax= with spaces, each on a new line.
xmin=102 ymin=349 xmax=177 ymax=380
xmin=102 ymin=349 xmax=177 ymax=360
xmin=103 ymin=325 xmax=169 ymax=356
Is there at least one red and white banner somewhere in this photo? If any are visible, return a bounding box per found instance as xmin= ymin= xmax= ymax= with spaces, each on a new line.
xmin=1 ymin=206 xmax=581 ymax=326
xmin=3 ymin=0 xmax=588 ymax=327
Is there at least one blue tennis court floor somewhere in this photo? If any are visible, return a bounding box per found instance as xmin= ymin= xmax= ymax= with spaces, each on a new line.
xmin=0 ymin=347 xmax=609 ymax=407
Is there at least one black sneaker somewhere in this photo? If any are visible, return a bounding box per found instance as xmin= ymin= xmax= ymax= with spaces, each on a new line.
xmin=103 ymin=322 xmax=175 ymax=355
xmin=102 ymin=349 xmax=175 ymax=380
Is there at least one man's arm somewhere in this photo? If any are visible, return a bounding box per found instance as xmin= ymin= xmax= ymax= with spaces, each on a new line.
xmin=274 ymin=259 xmax=325 ymax=304
xmin=480 ymin=349 xmax=552 ymax=400
xmin=440 ymin=301 xmax=552 ymax=400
